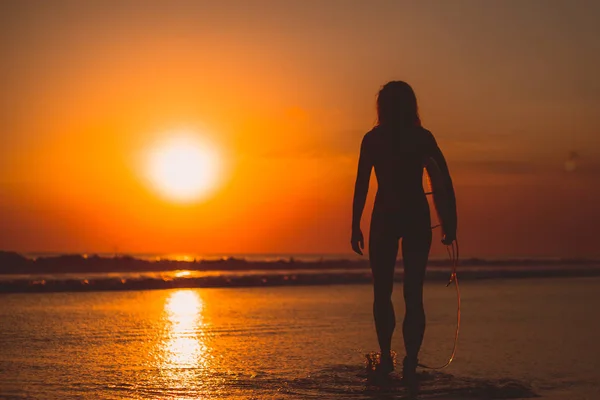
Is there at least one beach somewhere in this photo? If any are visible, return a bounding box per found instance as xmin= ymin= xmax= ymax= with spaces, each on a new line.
xmin=3 ymin=1 xmax=600 ymax=399
xmin=1 ymin=277 xmax=599 ymax=399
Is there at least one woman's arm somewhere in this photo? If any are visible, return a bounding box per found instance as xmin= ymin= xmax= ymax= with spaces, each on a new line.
xmin=351 ymin=135 xmax=373 ymax=254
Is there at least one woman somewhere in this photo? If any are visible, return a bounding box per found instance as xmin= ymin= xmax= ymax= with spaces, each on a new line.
xmin=351 ymin=81 xmax=457 ymax=380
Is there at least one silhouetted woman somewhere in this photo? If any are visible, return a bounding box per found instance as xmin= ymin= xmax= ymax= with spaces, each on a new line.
xmin=351 ymin=81 xmax=456 ymax=380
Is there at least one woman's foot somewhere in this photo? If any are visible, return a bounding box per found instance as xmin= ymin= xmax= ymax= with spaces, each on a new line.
xmin=401 ymin=356 xmax=418 ymax=383
xmin=376 ymin=352 xmax=395 ymax=375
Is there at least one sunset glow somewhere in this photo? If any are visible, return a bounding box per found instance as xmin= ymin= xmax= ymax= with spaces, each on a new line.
xmin=1 ymin=1 xmax=599 ymax=257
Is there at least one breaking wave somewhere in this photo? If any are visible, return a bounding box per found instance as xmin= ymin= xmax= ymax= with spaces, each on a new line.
xmin=0 ymin=251 xmax=599 ymax=293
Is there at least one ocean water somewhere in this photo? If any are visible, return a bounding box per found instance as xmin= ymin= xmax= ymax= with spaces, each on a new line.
xmin=1 ymin=278 xmax=599 ymax=399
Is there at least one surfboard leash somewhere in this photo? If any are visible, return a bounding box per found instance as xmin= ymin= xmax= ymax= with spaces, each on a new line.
xmin=417 ymin=238 xmax=461 ymax=370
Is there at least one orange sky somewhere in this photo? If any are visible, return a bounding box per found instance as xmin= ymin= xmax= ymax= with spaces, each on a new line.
xmin=1 ymin=1 xmax=599 ymax=257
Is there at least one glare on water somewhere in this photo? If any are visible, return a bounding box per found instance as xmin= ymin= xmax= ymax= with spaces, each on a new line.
xmin=157 ymin=290 xmax=211 ymax=391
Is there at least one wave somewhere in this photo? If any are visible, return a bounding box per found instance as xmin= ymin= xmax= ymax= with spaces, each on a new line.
xmin=1 ymin=251 xmax=599 ymax=293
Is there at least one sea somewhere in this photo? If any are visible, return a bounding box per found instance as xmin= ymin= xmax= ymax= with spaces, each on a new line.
xmin=1 ymin=255 xmax=599 ymax=399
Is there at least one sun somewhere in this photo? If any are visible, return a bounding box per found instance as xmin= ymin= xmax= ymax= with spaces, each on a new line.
xmin=143 ymin=133 xmax=223 ymax=203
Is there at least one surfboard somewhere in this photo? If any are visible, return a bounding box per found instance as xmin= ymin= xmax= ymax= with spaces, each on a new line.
xmin=424 ymin=157 xmax=456 ymax=243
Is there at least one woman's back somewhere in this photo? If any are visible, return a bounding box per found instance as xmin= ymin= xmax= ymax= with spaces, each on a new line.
xmin=362 ymin=125 xmax=435 ymax=213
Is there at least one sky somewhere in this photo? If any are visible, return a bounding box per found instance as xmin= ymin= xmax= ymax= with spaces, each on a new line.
xmin=1 ymin=0 xmax=599 ymax=257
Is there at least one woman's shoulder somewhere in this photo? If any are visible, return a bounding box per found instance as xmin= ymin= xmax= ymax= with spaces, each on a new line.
xmin=361 ymin=126 xmax=381 ymax=147
xmin=415 ymin=125 xmax=434 ymax=137
xmin=364 ymin=125 xmax=382 ymax=138
xmin=414 ymin=126 xmax=437 ymax=146
xmin=362 ymin=125 xmax=435 ymax=145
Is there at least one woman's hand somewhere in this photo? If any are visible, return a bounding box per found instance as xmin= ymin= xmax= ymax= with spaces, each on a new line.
xmin=442 ymin=232 xmax=456 ymax=246
xmin=351 ymin=228 xmax=365 ymax=255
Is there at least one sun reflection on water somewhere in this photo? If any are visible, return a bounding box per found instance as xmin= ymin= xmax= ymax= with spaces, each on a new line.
xmin=174 ymin=270 xmax=192 ymax=278
xmin=158 ymin=289 xmax=210 ymax=390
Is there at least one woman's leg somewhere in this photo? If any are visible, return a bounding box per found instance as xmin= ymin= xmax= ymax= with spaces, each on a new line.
xmin=401 ymin=228 xmax=432 ymax=365
xmin=369 ymin=224 xmax=399 ymax=363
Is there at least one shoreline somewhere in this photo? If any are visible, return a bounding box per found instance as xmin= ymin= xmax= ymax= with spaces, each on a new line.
xmin=1 ymin=250 xmax=599 ymax=275
xmin=1 ymin=267 xmax=600 ymax=294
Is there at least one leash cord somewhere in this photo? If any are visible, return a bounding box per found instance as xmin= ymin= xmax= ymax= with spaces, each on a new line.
xmin=417 ymin=238 xmax=461 ymax=370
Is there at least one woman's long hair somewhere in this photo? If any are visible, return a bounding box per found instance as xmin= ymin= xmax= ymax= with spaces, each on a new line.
xmin=376 ymin=81 xmax=421 ymax=128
